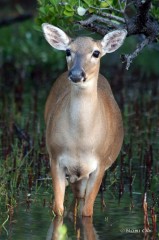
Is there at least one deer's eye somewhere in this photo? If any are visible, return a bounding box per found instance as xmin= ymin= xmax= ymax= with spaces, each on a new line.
xmin=66 ymin=49 xmax=71 ymax=57
xmin=92 ymin=50 xmax=100 ymax=58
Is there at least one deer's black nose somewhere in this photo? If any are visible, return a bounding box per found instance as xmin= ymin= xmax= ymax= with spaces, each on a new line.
xmin=69 ymin=69 xmax=86 ymax=83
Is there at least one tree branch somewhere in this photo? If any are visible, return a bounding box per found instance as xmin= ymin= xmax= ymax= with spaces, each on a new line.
xmin=89 ymin=5 xmax=124 ymax=14
xmin=98 ymin=12 xmax=125 ymax=23
xmin=121 ymin=36 xmax=154 ymax=70
xmin=127 ymin=0 xmax=158 ymax=37
xmin=117 ymin=0 xmax=128 ymax=21
xmin=135 ymin=0 xmax=152 ymax=28
xmin=78 ymin=21 xmax=108 ymax=35
xmin=78 ymin=14 xmax=120 ymax=30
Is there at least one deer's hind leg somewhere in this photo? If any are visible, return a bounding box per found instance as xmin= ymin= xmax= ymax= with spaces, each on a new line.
xmin=70 ymin=177 xmax=88 ymax=199
xmin=70 ymin=178 xmax=88 ymax=216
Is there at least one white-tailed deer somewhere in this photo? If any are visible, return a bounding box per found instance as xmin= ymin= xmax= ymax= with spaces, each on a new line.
xmin=42 ymin=23 xmax=127 ymax=217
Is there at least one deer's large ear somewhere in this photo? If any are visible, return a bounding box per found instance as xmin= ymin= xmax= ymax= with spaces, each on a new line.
xmin=42 ymin=23 xmax=71 ymax=50
xmin=101 ymin=29 xmax=127 ymax=55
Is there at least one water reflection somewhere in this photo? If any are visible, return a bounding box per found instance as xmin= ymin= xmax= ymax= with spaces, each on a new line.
xmin=46 ymin=217 xmax=63 ymax=240
xmin=0 ymin=190 xmax=157 ymax=239
xmin=47 ymin=216 xmax=99 ymax=240
xmin=46 ymin=199 xmax=98 ymax=240
xmin=45 ymin=193 xmax=157 ymax=240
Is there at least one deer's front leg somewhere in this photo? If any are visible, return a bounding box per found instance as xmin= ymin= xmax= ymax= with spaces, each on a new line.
xmin=51 ymin=160 xmax=66 ymax=216
xmin=82 ymin=167 xmax=105 ymax=217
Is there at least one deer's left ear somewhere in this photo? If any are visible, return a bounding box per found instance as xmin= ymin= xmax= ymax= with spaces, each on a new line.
xmin=42 ymin=23 xmax=71 ymax=50
xmin=101 ymin=29 xmax=127 ymax=56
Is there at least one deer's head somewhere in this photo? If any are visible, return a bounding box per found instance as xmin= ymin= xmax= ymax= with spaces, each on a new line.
xmin=42 ymin=24 xmax=127 ymax=86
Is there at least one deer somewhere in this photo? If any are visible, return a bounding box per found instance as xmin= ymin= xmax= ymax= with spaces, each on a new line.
xmin=42 ymin=23 xmax=127 ymax=217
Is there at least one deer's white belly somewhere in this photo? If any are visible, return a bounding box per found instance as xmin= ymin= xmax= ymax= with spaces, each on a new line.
xmin=58 ymin=151 xmax=98 ymax=183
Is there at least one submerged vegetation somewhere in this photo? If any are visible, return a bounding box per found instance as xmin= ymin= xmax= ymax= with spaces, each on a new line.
xmin=0 ymin=19 xmax=159 ymax=239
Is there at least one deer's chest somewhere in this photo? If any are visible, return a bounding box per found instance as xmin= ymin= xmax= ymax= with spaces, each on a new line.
xmin=49 ymin=100 xmax=106 ymax=151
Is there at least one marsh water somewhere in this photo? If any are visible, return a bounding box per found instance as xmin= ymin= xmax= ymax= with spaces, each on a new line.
xmin=0 ymin=183 xmax=157 ymax=240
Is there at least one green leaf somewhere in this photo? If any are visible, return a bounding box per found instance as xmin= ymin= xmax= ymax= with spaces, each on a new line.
xmin=151 ymin=6 xmax=159 ymax=20
xmin=65 ymin=5 xmax=74 ymax=12
xmin=63 ymin=10 xmax=74 ymax=17
xmin=38 ymin=0 xmax=46 ymax=5
xmin=99 ymin=0 xmax=113 ymax=8
xmin=49 ymin=6 xmax=56 ymax=13
xmin=88 ymin=7 xmax=95 ymax=13
xmin=50 ymin=0 xmax=59 ymax=5
xmin=39 ymin=7 xmax=46 ymax=15
xmin=82 ymin=0 xmax=90 ymax=6
xmin=100 ymin=2 xmax=109 ymax=8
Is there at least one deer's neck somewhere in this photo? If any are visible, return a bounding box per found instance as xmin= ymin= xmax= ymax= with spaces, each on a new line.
xmin=69 ymin=77 xmax=99 ymax=132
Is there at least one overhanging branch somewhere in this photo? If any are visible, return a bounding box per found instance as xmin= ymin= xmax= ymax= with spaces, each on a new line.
xmin=79 ymin=14 xmax=120 ymax=29
xmin=121 ymin=36 xmax=154 ymax=70
xmin=97 ymin=12 xmax=125 ymax=23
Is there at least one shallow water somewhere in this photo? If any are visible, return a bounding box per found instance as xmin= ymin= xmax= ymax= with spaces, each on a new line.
xmin=0 ymin=186 xmax=157 ymax=240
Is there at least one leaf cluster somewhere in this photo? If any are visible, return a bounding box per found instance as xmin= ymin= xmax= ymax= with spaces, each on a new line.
xmin=36 ymin=0 xmax=122 ymax=32
xmin=151 ymin=0 xmax=159 ymax=21
xmin=36 ymin=0 xmax=159 ymax=30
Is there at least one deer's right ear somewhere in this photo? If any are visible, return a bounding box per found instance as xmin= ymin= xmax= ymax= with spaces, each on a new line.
xmin=42 ymin=23 xmax=70 ymax=50
xmin=101 ymin=29 xmax=127 ymax=55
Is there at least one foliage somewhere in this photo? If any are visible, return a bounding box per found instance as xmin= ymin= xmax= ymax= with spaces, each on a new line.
xmin=36 ymin=0 xmax=159 ymax=32
xmin=36 ymin=0 xmax=123 ymax=31
xmin=150 ymin=0 xmax=159 ymax=21
xmin=0 ymin=20 xmax=66 ymax=72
